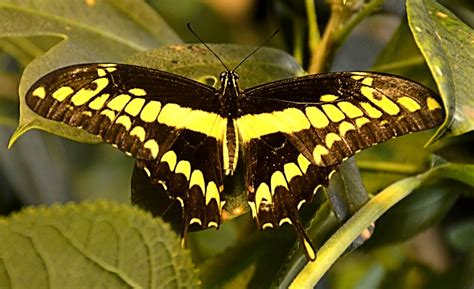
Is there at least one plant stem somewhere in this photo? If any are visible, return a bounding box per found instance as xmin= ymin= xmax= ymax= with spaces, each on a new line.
xmin=305 ymin=0 xmax=320 ymax=52
xmin=357 ymin=160 xmax=423 ymax=175
xmin=333 ymin=0 xmax=385 ymax=45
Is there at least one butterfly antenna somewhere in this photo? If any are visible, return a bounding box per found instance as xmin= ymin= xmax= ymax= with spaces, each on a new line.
xmin=232 ymin=28 xmax=280 ymax=72
xmin=187 ymin=23 xmax=230 ymax=71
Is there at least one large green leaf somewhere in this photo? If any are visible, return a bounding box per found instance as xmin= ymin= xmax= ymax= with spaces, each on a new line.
xmin=0 ymin=0 xmax=181 ymax=145
xmin=407 ymin=0 xmax=474 ymax=139
xmin=0 ymin=201 xmax=198 ymax=288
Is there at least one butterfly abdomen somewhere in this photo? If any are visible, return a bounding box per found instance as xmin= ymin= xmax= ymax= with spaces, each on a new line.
xmin=223 ymin=119 xmax=239 ymax=175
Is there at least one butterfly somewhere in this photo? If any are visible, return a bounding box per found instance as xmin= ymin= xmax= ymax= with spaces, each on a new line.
xmin=25 ymin=46 xmax=444 ymax=260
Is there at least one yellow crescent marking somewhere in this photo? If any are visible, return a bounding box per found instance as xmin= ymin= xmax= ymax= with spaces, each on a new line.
xmin=360 ymin=86 xmax=400 ymax=115
xmin=427 ymin=97 xmax=441 ymax=111
xmin=115 ymin=115 xmax=132 ymax=131
xmin=107 ymin=94 xmax=131 ymax=111
xmin=325 ymin=133 xmax=342 ymax=148
xmin=361 ymin=77 xmax=374 ymax=86
xmin=143 ymin=139 xmax=159 ymax=159
xmin=305 ymin=106 xmax=329 ymax=128
xmin=237 ymin=108 xmax=310 ymax=143
xmin=262 ymin=223 xmax=274 ymax=229
xmin=140 ymin=101 xmax=161 ymax=122
xmin=176 ymin=196 xmax=184 ymax=207
xmin=130 ymin=126 xmax=146 ymax=142
xmin=190 ymin=218 xmax=202 ymax=226
xmin=337 ymin=102 xmax=364 ymax=118
xmin=52 ymin=86 xmax=74 ymax=102
xmin=360 ymin=102 xmax=383 ymax=118
xmin=397 ymin=97 xmax=421 ymax=112
xmin=128 ymin=88 xmax=147 ymax=96
xmin=71 ymin=78 xmax=109 ymax=106
xmin=248 ymin=201 xmax=257 ymax=218
xmin=32 ymin=86 xmax=46 ymax=99
xmin=88 ymin=93 xmax=110 ymax=110
xmin=355 ymin=117 xmax=370 ymax=127
xmin=297 ymin=199 xmax=306 ymax=210
xmin=208 ymin=222 xmax=218 ymax=228
xmin=205 ymin=181 xmax=220 ymax=208
xmin=313 ymin=184 xmax=323 ymax=195
xmin=320 ymin=94 xmax=339 ymax=102
xmin=283 ymin=163 xmax=302 ymax=182
xmin=100 ymin=109 xmax=116 ymax=121
xmin=297 ymin=154 xmax=311 ymax=174
xmin=313 ymin=145 xmax=329 ymax=165
xmin=255 ymin=182 xmax=272 ymax=210
xmin=328 ymin=170 xmax=337 ymax=179
xmin=279 ymin=218 xmax=292 ymax=226
xmin=143 ymin=167 xmax=151 ymax=177
xmin=322 ymin=104 xmax=345 ymax=122
xmin=175 ymin=160 xmax=191 ymax=179
xmin=161 ymin=151 xmax=177 ymax=171
xmin=270 ymin=171 xmax=288 ymax=195
xmin=339 ymin=121 xmax=356 ymax=136
xmin=124 ymin=98 xmax=145 ymax=116
xmin=189 ymin=170 xmax=205 ymax=195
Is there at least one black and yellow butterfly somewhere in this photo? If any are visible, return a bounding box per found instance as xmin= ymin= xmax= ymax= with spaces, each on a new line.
xmin=25 ymin=58 xmax=444 ymax=260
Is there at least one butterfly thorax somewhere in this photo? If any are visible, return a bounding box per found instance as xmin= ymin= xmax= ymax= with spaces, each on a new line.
xmin=218 ymin=71 xmax=242 ymax=176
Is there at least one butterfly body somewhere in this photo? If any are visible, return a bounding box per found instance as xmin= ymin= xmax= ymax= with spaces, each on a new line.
xmin=26 ymin=62 xmax=444 ymax=260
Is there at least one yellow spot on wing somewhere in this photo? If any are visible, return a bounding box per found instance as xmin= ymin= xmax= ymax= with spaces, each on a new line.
xmin=189 ymin=170 xmax=205 ymax=194
xmin=325 ymin=133 xmax=342 ymax=148
xmin=125 ymin=98 xmax=146 ymax=116
xmin=140 ymin=101 xmax=161 ymax=122
xmin=52 ymin=86 xmax=74 ymax=102
xmin=297 ymin=154 xmax=311 ymax=173
xmin=97 ymin=68 xmax=106 ymax=77
xmin=115 ymin=115 xmax=132 ymax=131
xmin=351 ymin=75 xmax=364 ymax=80
xmin=339 ymin=121 xmax=356 ymax=136
xmin=270 ymin=171 xmax=288 ymax=194
xmin=208 ymin=222 xmax=218 ymax=228
xmin=303 ymin=238 xmax=316 ymax=261
xmin=355 ymin=117 xmax=370 ymax=127
xmin=361 ymin=77 xmax=374 ymax=86
xmin=262 ymin=223 xmax=274 ymax=229
xmin=283 ymin=163 xmax=302 ymax=182
xmin=397 ymin=97 xmax=421 ymax=112
xmin=236 ymin=108 xmax=310 ymax=143
xmin=32 ymin=86 xmax=46 ymax=99
xmin=71 ymin=78 xmax=109 ymax=106
xmin=322 ymin=104 xmax=345 ymax=122
xmin=206 ymin=181 xmax=220 ymax=207
xmin=279 ymin=218 xmax=292 ymax=226
xmin=361 ymin=86 xmax=400 ymax=115
xmin=158 ymin=103 xmax=226 ymax=140
xmin=143 ymin=139 xmax=159 ymax=158
xmin=130 ymin=126 xmax=146 ymax=142
xmin=107 ymin=94 xmax=131 ymax=111
xmin=100 ymin=109 xmax=116 ymax=121
xmin=88 ymin=93 xmax=110 ymax=110
xmin=337 ymin=102 xmax=363 ymax=118
xmin=129 ymin=88 xmax=147 ymax=96
xmin=255 ymin=183 xmax=272 ymax=210
xmin=190 ymin=218 xmax=202 ymax=226
xmin=427 ymin=97 xmax=441 ymax=111
xmin=248 ymin=201 xmax=257 ymax=218
xmin=99 ymin=63 xmax=117 ymax=67
xmin=306 ymin=107 xmax=329 ymax=128
xmin=320 ymin=94 xmax=339 ymax=102
xmin=161 ymin=151 xmax=177 ymax=170
xmin=175 ymin=160 xmax=191 ymax=179
xmin=360 ymin=102 xmax=382 ymax=118
xmin=313 ymin=145 xmax=329 ymax=165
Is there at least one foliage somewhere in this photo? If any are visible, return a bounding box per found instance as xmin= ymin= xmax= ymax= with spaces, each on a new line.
xmin=0 ymin=0 xmax=472 ymax=288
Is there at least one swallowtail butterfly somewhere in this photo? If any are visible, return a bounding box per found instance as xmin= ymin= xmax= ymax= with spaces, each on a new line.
xmin=25 ymin=46 xmax=444 ymax=260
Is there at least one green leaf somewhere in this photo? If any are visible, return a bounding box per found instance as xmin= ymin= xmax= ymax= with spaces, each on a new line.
xmin=288 ymin=163 xmax=474 ymax=288
xmin=1 ymin=0 xmax=181 ymax=146
xmin=447 ymin=220 xmax=474 ymax=251
xmin=0 ymin=201 xmax=199 ymax=288
xmin=407 ymin=0 xmax=474 ymax=140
